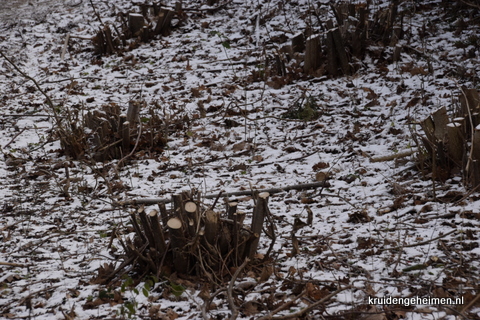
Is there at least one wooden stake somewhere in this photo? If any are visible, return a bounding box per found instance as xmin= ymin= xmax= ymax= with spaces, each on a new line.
xmin=327 ymin=20 xmax=351 ymax=75
xmin=446 ymin=122 xmax=464 ymax=165
xmin=204 ymin=210 xmax=219 ymax=245
xmin=126 ymin=101 xmax=140 ymax=127
xmin=138 ymin=206 xmax=157 ymax=253
xmin=128 ymin=13 xmax=145 ymax=37
xmin=154 ymin=9 xmax=175 ymax=36
xmin=167 ymin=217 xmax=189 ymax=274
xmin=471 ymin=127 xmax=480 ymax=187
xmin=304 ymin=35 xmax=322 ymax=74
xmin=432 ymin=106 xmax=449 ymax=141
xmin=234 ymin=211 xmax=245 ymax=225
xmin=291 ymin=32 xmax=305 ymax=53
xmin=122 ymin=121 xmax=130 ymax=153
xmin=158 ymin=202 xmax=169 ymax=227
xmin=103 ymin=25 xmax=115 ymax=54
xmin=246 ymin=192 xmax=269 ymax=259
xmin=130 ymin=212 xmax=147 ymax=244
xmin=148 ymin=210 xmax=167 ymax=256
xmin=226 ymin=202 xmax=238 ymax=220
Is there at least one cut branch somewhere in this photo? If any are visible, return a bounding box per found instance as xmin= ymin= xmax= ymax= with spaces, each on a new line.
xmin=114 ymin=181 xmax=328 ymax=206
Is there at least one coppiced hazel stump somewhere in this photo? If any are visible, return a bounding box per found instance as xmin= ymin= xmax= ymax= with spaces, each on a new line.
xmin=419 ymin=88 xmax=480 ymax=189
xmin=116 ymin=191 xmax=274 ymax=283
xmin=304 ymin=35 xmax=322 ymax=74
xmin=128 ymin=13 xmax=145 ymax=36
xmin=154 ymin=8 xmax=175 ymax=36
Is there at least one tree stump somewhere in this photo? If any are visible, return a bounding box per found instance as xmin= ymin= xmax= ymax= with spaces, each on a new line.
xmin=419 ymin=89 xmax=480 ymax=188
xmin=304 ymin=35 xmax=322 ymax=74
xmin=154 ymin=9 xmax=175 ymax=36
xmin=128 ymin=13 xmax=145 ymax=37
xmin=114 ymin=191 xmax=273 ymax=283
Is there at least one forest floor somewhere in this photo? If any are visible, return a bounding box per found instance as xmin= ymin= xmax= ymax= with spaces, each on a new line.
xmin=1 ymin=0 xmax=480 ymax=319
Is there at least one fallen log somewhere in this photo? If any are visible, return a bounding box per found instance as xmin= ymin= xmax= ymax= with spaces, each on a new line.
xmin=113 ymin=181 xmax=329 ymax=206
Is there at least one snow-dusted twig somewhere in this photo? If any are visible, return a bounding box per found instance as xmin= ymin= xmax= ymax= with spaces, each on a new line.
xmin=115 ymin=115 xmax=142 ymax=171
xmin=2 ymin=127 xmax=27 ymax=149
xmin=0 ymin=50 xmax=60 ymax=124
xmin=377 ymin=229 xmax=457 ymax=252
xmin=257 ymin=285 xmax=353 ymax=320
xmin=370 ymin=148 xmax=417 ymax=162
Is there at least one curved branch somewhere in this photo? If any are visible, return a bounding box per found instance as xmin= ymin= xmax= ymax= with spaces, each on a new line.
xmin=228 ymin=257 xmax=249 ymax=320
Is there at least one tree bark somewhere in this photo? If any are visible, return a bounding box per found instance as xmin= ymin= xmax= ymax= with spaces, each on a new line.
xmin=246 ymin=192 xmax=269 ymax=259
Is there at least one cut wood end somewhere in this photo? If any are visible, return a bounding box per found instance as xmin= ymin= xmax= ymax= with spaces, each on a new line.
xmin=258 ymin=192 xmax=270 ymax=199
xmin=167 ymin=217 xmax=182 ymax=229
xmin=148 ymin=209 xmax=159 ymax=217
xmin=137 ymin=205 xmax=145 ymax=213
xmin=184 ymin=201 xmax=197 ymax=213
xmin=205 ymin=210 xmax=219 ymax=221
xmin=228 ymin=202 xmax=238 ymax=207
xmin=315 ymin=172 xmax=327 ymax=182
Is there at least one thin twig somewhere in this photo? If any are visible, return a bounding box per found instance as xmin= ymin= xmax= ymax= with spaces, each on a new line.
xmin=202 ymin=287 xmax=227 ymax=320
xmin=258 ymin=292 xmax=306 ymax=320
xmin=459 ymin=86 xmax=475 ymax=173
xmin=89 ymin=0 xmax=104 ymax=26
xmin=3 ymin=127 xmax=27 ymax=149
xmin=263 ymin=205 xmax=276 ymax=260
xmin=377 ymin=229 xmax=457 ymax=252
xmin=116 ymin=115 xmax=143 ymax=171
xmin=461 ymin=292 xmax=480 ymax=314
xmin=15 ymin=285 xmax=61 ymax=308
xmin=228 ymin=257 xmax=249 ymax=320
xmin=0 ymin=218 xmax=30 ymax=232
xmin=0 ymin=50 xmax=60 ymax=125
xmin=460 ymin=0 xmax=480 ymax=10
xmin=311 ymin=192 xmax=357 ymax=208
xmin=258 ymin=285 xmax=353 ymax=320
xmin=210 ymin=191 xmax=223 ymax=210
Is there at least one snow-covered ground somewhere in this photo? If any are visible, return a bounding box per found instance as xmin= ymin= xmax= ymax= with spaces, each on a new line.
xmin=1 ymin=0 xmax=480 ymax=319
